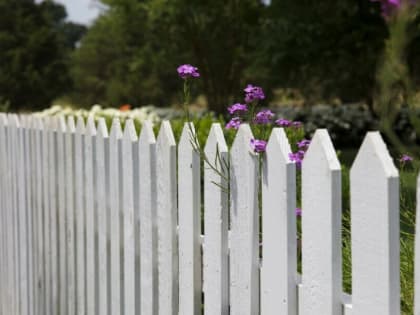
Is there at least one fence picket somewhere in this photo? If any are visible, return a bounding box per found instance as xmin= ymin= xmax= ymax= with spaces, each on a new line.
xmin=96 ymin=118 xmax=109 ymax=315
xmin=75 ymin=116 xmax=86 ymax=315
xmin=48 ymin=117 xmax=59 ymax=315
xmin=203 ymin=123 xmax=229 ymax=315
xmin=178 ymin=122 xmax=202 ymax=315
xmin=65 ymin=117 xmax=76 ymax=315
xmin=85 ymin=116 xmax=97 ymax=315
xmin=351 ymin=132 xmax=400 ymax=315
xmin=55 ymin=116 xmax=67 ymax=315
xmin=0 ymin=114 xmax=8 ymax=315
xmin=109 ymin=118 xmax=123 ymax=315
xmin=156 ymin=121 xmax=178 ymax=315
xmin=23 ymin=116 xmax=34 ymax=315
xmin=34 ymin=117 xmax=45 ymax=315
xmin=301 ymin=129 xmax=342 ymax=315
xmin=138 ymin=120 xmax=158 ymax=315
xmin=261 ymin=128 xmax=297 ymax=315
xmin=229 ymin=123 xmax=259 ymax=315
xmin=122 ymin=119 xmax=137 ymax=315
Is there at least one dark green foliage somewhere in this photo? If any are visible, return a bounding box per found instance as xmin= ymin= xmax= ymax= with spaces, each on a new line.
xmin=71 ymin=0 xmax=264 ymax=111
xmin=257 ymin=0 xmax=388 ymax=104
xmin=0 ymin=0 xmax=86 ymax=111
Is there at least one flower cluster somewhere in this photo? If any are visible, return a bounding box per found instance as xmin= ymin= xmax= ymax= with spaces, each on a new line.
xmin=225 ymin=83 xmax=308 ymax=165
xmin=177 ymin=64 xmax=200 ymax=79
xmin=400 ymin=154 xmax=413 ymax=163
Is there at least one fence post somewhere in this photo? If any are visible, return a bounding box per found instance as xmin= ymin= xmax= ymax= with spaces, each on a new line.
xmin=109 ymin=118 xmax=123 ymax=315
xmin=351 ymin=132 xmax=400 ymax=315
xmin=178 ymin=122 xmax=202 ymax=315
xmin=138 ymin=120 xmax=158 ymax=315
xmin=229 ymin=124 xmax=259 ymax=315
xmin=85 ymin=116 xmax=97 ymax=315
xmin=203 ymin=123 xmax=229 ymax=315
xmin=122 ymin=119 xmax=137 ymax=315
xmin=96 ymin=118 xmax=109 ymax=315
xmin=261 ymin=128 xmax=297 ymax=315
xmin=300 ymin=129 xmax=342 ymax=315
xmin=156 ymin=121 xmax=178 ymax=315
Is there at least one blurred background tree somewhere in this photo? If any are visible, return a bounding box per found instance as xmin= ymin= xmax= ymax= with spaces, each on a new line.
xmin=0 ymin=0 xmax=86 ymax=111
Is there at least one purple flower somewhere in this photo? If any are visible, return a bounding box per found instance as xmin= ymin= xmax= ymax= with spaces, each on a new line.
xmin=297 ymin=139 xmax=311 ymax=149
xmin=228 ymin=103 xmax=248 ymax=115
xmin=254 ymin=109 xmax=274 ymax=124
xmin=275 ymin=118 xmax=291 ymax=127
xmin=250 ymin=139 xmax=267 ymax=153
xmin=289 ymin=150 xmax=306 ymax=168
xmin=400 ymin=154 xmax=413 ymax=163
xmin=244 ymin=84 xmax=265 ymax=103
xmin=371 ymin=0 xmax=401 ymax=17
xmin=295 ymin=208 xmax=302 ymax=217
xmin=225 ymin=117 xmax=242 ymax=129
xmin=177 ymin=64 xmax=200 ymax=79
xmin=292 ymin=121 xmax=302 ymax=128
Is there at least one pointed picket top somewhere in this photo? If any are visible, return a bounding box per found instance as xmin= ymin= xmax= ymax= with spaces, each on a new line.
xmin=123 ymin=118 xmax=137 ymax=141
xmin=57 ymin=116 xmax=66 ymax=133
xmin=9 ymin=114 xmax=19 ymax=128
xmin=76 ymin=116 xmax=86 ymax=134
xmin=139 ymin=120 xmax=156 ymax=144
xmin=265 ymin=127 xmax=293 ymax=163
xmin=352 ymin=131 xmax=398 ymax=178
xmin=157 ymin=120 xmax=176 ymax=146
xmin=67 ymin=116 xmax=76 ymax=133
xmin=85 ymin=116 xmax=96 ymax=136
xmin=96 ymin=118 xmax=108 ymax=139
xmin=204 ymin=123 xmax=228 ymax=157
xmin=0 ymin=113 xmax=7 ymax=128
xmin=179 ymin=122 xmax=197 ymax=151
xmin=110 ymin=117 xmax=123 ymax=139
xmin=231 ymin=123 xmax=254 ymax=156
xmin=303 ymin=129 xmax=340 ymax=171
xmin=350 ymin=131 xmax=400 ymax=315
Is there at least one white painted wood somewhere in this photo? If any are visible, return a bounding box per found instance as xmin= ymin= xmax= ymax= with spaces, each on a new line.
xmin=40 ymin=117 xmax=53 ymax=315
xmin=415 ymin=172 xmax=420 ymax=315
xmin=96 ymin=118 xmax=109 ymax=315
xmin=75 ymin=116 xmax=86 ymax=315
xmin=351 ymin=132 xmax=400 ymax=315
xmin=156 ymin=120 xmax=178 ymax=315
xmin=48 ymin=117 xmax=59 ymax=315
xmin=122 ymin=119 xmax=137 ymax=315
xmin=85 ymin=116 xmax=97 ymax=315
xmin=137 ymin=120 xmax=158 ymax=315
xmin=56 ymin=116 xmax=67 ymax=315
xmin=34 ymin=117 xmax=45 ymax=315
xmin=9 ymin=115 xmax=19 ymax=315
xmin=0 ymin=114 xmax=10 ymax=315
xmin=65 ymin=116 xmax=76 ymax=315
xmin=261 ymin=128 xmax=297 ymax=315
xmin=178 ymin=122 xmax=202 ymax=315
xmin=203 ymin=123 xmax=229 ymax=315
xmin=301 ymin=129 xmax=342 ymax=315
xmin=23 ymin=116 xmax=35 ymax=315
xmin=229 ymin=123 xmax=259 ymax=315
xmin=109 ymin=118 xmax=123 ymax=315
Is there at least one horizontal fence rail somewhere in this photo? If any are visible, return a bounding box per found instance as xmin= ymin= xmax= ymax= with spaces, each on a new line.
xmin=0 ymin=113 xmax=412 ymax=315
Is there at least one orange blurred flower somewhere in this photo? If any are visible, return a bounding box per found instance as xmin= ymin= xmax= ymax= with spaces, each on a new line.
xmin=120 ymin=104 xmax=131 ymax=111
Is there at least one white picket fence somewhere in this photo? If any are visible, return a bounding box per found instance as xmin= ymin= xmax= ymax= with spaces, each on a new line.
xmin=0 ymin=113 xmax=418 ymax=315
